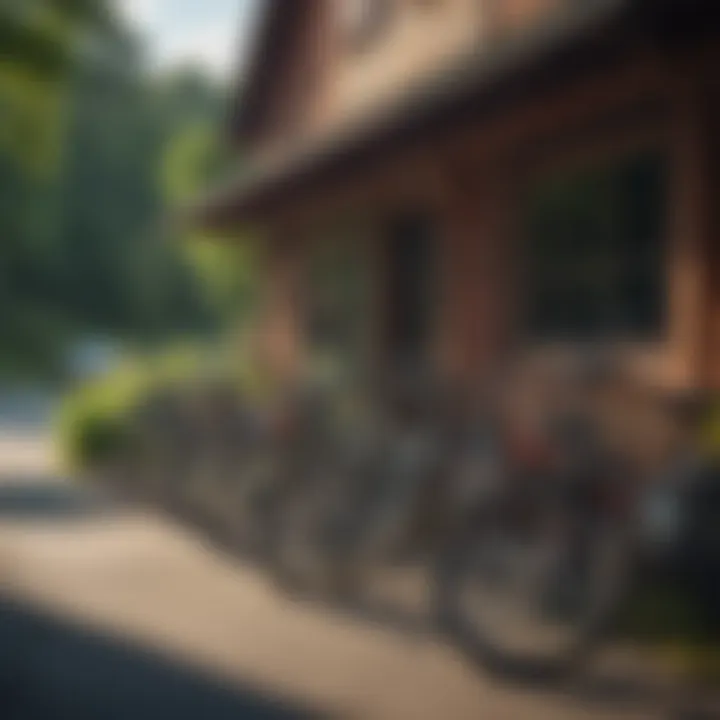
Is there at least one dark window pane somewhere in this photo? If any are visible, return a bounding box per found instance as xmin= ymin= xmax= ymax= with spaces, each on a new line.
xmin=523 ymin=152 xmax=667 ymax=341
xmin=385 ymin=213 xmax=436 ymax=369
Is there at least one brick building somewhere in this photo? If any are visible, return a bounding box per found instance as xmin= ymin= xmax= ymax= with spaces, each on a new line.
xmin=197 ymin=0 xmax=720 ymax=392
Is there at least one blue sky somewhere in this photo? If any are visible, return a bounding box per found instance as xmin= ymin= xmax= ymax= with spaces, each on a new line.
xmin=118 ymin=0 xmax=262 ymax=80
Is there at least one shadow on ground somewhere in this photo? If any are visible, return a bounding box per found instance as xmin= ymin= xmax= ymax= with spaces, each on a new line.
xmin=0 ymin=476 xmax=113 ymax=521
xmin=0 ymin=472 xmax=709 ymax=720
xmin=0 ymin=596 xmax=327 ymax=720
xmin=185 ymin=512 xmax=716 ymax=720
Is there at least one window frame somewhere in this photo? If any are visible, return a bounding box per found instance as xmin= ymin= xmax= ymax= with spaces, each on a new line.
xmin=511 ymin=112 xmax=673 ymax=364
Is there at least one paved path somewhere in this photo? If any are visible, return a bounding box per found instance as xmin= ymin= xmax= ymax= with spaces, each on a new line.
xmin=0 ymin=427 xmax=672 ymax=719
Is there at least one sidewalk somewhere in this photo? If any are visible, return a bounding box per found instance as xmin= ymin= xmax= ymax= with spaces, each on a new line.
xmin=0 ymin=431 xmax=665 ymax=719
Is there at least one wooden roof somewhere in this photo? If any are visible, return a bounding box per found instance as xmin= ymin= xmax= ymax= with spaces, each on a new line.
xmin=199 ymin=0 xmax=718 ymax=228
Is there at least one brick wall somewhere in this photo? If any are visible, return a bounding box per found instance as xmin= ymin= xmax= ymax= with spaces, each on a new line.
xmin=258 ymin=36 xmax=720 ymax=391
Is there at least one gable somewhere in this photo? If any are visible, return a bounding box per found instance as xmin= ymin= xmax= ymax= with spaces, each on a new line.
xmin=231 ymin=0 xmax=485 ymax=151
xmin=230 ymin=0 xmax=609 ymax=155
xmin=229 ymin=0 xmax=330 ymax=149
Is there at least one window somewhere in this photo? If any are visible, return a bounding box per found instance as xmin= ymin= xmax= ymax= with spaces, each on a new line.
xmin=522 ymin=152 xmax=667 ymax=341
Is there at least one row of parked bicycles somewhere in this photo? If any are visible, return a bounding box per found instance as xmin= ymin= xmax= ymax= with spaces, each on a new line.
xmin=106 ymin=352 xmax=720 ymax=678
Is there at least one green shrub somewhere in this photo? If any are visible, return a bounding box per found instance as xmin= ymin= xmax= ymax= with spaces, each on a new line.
xmin=55 ymin=341 xmax=274 ymax=473
xmin=56 ymin=362 xmax=155 ymax=472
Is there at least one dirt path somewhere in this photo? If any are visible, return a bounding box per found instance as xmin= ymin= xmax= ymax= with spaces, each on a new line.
xmin=0 ymin=428 xmax=669 ymax=719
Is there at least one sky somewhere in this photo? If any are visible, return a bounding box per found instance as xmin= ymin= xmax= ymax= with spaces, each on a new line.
xmin=118 ymin=0 xmax=262 ymax=81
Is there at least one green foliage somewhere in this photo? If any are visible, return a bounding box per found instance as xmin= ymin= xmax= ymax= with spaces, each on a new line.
xmin=0 ymin=71 xmax=65 ymax=172
xmin=0 ymin=0 xmax=259 ymax=383
xmin=161 ymin=108 xmax=260 ymax=330
xmin=56 ymin=362 xmax=150 ymax=471
xmin=52 ymin=55 xmax=231 ymax=341
xmin=55 ymin=348 xmax=201 ymax=472
xmin=0 ymin=0 xmax=116 ymax=168
xmin=0 ymin=9 xmax=232 ymax=377
xmin=59 ymin=397 xmax=131 ymax=471
xmin=184 ymin=236 xmax=259 ymax=325
xmin=161 ymin=123 xmax=218 ymax=204
xmin=55 ymin=339 xmax=276 ymax=472
xmin=0 ymin=1 xmax=114 ymax=77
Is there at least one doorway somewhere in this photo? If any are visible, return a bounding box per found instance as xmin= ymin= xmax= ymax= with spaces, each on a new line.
xmin=381 ymin=212 xmax=436 ymax=374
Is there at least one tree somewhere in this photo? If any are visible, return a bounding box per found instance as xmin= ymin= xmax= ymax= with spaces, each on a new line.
xmin=0 ymin=0 xmax=115 ymax=168
xmin=0 ymin=4 xmax=247 ymax=380
xmin=160 ymin=108 xmax=259 ymax=330
xmin=53 ymin=57 xmax=224 ymax=341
